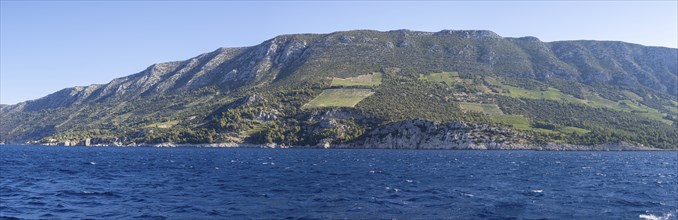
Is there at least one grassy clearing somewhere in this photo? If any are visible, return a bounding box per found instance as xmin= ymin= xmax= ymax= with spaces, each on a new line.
xmin=331 ymin=72 xmax=382 ymax=87
xmin=582 ymin=94 xmax=620 ymax=109
xmin=303 ymin=89 xmax=374 ymax=108
xmin=489 ymin=115 xmax=556 ymax=134
xmin=458 ymin=102 xmax=503 ymax=115
xmin=666 ymin=104 xmax=678 ymax=114
xmin=455 ymin=94 xmax=588 ymax=134
xmin=584 ymin=95 xmax=671 ymax=124
xmin=242 ymin=125 xmax=265 ymax=136
xmin=144 ymin=120 xmax=179 ymax=129
xmin=622 ymin=90 xmax=643 ymax=101
xmin=560 ymin=126 xmax=590 ymax=134
xmin=418 ymin=72 xmax=460 ymax=85
xmin=501 ymin=85 xmax=584 ymax=104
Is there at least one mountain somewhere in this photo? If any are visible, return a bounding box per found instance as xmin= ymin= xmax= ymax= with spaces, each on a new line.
xmin=1 ymin=29 xmax=676 ymax=149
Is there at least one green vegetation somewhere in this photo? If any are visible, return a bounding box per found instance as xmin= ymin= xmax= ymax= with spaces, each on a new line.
xmin=497 ymin=96 xmax=676 ymax=148
xmin=418 ymin=72 xmax=460 ymax=85
xmin=560 ymin=126 xmax=590 ymax=135
xmin=143 ymin=120 xmax=179 ymax=128
xmin=304 ymin=89 xmax=374 ymax=108
xmin=491 ymin=80 xmax=584 ymax=104
xmin=622 ymin=90 xmax=643 ymax=101
xmin=458 ymin=102 xmax=504 ymax=115
xmin=330 ymin=72 xmax=382 ymax=87
xmin=489 ymin=79 xmax=672 ymax=125
xmin=490 ymin=115 xmax=533 ymax=130
xmin=458 ymin=101 xmax=589 ymax=135
xmin=1 ymin=30 xmax=676 ymax=149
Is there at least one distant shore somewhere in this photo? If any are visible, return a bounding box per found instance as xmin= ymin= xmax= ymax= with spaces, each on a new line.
xmin=1 ymin=142 xmax=666 ymax=151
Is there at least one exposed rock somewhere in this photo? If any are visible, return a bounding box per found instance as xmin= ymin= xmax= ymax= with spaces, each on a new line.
xmin=537 ymin=142 xmax=655 ymax=151
xmin=434 ymin=30 xmax=502 ymax=40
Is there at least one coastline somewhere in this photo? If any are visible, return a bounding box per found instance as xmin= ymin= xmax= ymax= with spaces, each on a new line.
xmin=1 ymin=142 xmax=666 ymax=151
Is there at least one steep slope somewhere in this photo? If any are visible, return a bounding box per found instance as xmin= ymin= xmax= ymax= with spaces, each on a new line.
xmin=1 ymin=30 xmax=676 ymax=148
xmin=4 ymin=35 xmax=316 ymax=113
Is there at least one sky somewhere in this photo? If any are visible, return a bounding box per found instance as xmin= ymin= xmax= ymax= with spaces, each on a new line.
xmin=1 ymin=1 xmax=676 ymax=105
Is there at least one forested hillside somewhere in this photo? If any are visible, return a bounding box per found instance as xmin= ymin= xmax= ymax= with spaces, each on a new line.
xmin=1 ymin=30 xmax=676 ymax=149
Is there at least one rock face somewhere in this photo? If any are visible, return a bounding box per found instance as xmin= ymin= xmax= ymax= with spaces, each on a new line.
xmin=345 ymin=120 xmax=530 ymax=150
xmin=7 ymin=36 xmax=314 ymax=113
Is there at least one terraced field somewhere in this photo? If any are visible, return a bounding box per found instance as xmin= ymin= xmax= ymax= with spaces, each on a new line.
xmin=418 ymin=72 xmax=461 ymax=85
xmin=330 ymin=73 xmax=382 ymax=87
xmin=303 ymin=89 xmax=375 ymax=108
xmin=458 ymin=101 xmax=589 ymax=135
xmin=144 ymin=120 xmax=179 ymax=128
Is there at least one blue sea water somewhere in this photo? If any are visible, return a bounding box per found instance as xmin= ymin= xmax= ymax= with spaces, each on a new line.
xmin=0 ymin=145 xmax=676 ymax=219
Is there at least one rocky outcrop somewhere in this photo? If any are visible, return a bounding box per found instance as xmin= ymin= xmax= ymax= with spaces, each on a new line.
xmin=334 ymin=120 xmax=654 ymax=150
xmin=549 ymin=41 xmax=677 ymax=95
xmin=537 ymin=142 xmax=655 ymax=151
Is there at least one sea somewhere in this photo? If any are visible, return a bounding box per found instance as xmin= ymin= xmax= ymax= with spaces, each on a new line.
xmin=0 ymin=145 xmax=676 ymax=219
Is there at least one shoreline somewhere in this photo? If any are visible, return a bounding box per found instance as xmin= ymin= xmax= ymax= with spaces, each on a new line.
xmin=0 ymin=142 xmax=669 ymax=151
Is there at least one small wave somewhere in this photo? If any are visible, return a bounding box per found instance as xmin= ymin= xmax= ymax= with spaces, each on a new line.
xmin=27 ymin=200 xmax=47 ymax=206
xmin=524 ymin=189 xmax=545 ymax=197
xmin=134 ymin=214 xmax=167 ymax=219
xmin=640 ymin=213 xmax=673 ymax=220
xmin=461 ymin=193 xmax=474 ymax=197
xmin=639 ymin=210 xmax=675 ymax=220
xmin=40 ymin=213 xmax=56 ymax=218
xmin=53 ymin=208 xmax=77 ymax=213
xmin=57 ymin=168 xmax=79 ymax=174
xmin=384 ymin=187 xmax=401 ymax=193
xmin=56 ymin=190 xmax=120 ymax=198
xmin=207 ymin=210 xmax=221 ymax=216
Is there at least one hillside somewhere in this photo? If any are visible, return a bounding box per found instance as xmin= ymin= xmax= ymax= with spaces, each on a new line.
xmin=1 ymin=29 xmax=676 ymax=149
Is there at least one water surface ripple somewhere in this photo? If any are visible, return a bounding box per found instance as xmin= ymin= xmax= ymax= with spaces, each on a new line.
xmin=1 ymin=146 xmax=676 ymax=219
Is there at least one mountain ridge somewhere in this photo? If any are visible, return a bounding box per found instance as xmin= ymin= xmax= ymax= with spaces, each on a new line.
xmin=1 ymin=29 xmax=676 ymax=149
xmin=5 ymin=29 xmax=676 ymax=111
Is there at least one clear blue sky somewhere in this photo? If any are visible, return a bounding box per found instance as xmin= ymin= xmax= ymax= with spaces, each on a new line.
xmin=1 ymin=1 xmax=676 ymax=105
